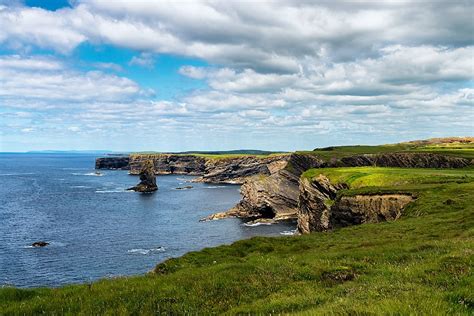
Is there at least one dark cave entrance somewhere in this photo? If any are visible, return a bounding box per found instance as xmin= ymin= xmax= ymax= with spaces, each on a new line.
xmin=259 ymin=205 xmax=276 ymax=219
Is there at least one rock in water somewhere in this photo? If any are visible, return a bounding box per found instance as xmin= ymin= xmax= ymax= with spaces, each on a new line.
xmin=127 ymin=160 xmax=158 ymax=193
xmin=32 ymin=241 xmax=49 ymax=247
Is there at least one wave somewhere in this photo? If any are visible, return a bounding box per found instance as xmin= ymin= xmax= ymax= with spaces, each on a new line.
xmin=280 ymin=230 xmax=297 ymax=236
xmin=205 ymin=186 xmax=227 ymax=189
xmin=243 ymin=222 xmax=273 ymax=227
xmin=95 ymin=188 xmax=130 ymax=193
xmin=127 ymin=247 xmax=166 ymax=255
xmin=72 ymin=172 xmax=104 ymax=176
xmin=70 ymin=185 xmax=90 ymax=188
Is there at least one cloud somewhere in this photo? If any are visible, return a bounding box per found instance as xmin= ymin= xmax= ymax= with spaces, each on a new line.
xmin=1 ymin=1 xmax=472 ymax=73
xmin=129 ymin=52 xmax=155 ymax=68
xmin=0 ymin=1 xmax=473 ymax=151
xmin=0 ymin=55 xmax=141 ymax=103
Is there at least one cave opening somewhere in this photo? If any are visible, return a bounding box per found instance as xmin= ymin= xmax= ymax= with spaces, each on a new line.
xmin=259 ymin=205 xmax=276 ymax=219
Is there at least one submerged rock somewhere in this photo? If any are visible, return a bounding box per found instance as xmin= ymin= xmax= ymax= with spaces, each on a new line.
xmin=31 ymin=241 xmax=49 ymax=247
xmin=127 ymin=160 xmax=158 ymax=193
xmin=176 ymin=185 xmax=193 ymax=190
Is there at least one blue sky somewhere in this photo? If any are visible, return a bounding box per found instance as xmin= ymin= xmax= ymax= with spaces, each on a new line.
xmin=0 ymin=0 xmax=473 ymax=152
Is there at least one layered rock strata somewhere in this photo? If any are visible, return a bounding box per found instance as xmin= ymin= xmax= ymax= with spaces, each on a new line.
xmin=297 ymin=175 xmax=414 ymax=234
xmin=95 ymin=156 xmax=129 ymax=170
xmin=205 ymin=154 xmax=324 ymax=221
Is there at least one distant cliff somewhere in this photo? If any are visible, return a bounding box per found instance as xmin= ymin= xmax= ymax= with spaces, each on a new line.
xmin=95 ymin=156 xmax=130 ymax=170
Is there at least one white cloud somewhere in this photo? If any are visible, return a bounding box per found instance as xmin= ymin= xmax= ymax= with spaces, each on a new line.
xmin=129 ymin=52 xmax=155 ymax=68
xmin=0 ymin=1 xmax=473 ymax=151
xmin=0 ymin=55 xmax=142 ymax=103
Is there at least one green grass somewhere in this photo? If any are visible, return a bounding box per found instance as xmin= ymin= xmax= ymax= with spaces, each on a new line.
xmin=304 ymin=166 xmax=474 ymax=188
xmin=1 ymin=168 xmax=473 ymax=314
xmin=130 ymin=152 xmax=288 ymax=160
xmin=297 ymin=140 xmax=474 ymax=161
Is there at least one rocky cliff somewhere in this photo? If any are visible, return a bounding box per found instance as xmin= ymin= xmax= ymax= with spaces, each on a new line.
xmin=95 ymin=156 xmax=130 ymax=170
xmin=298 ymin=176 xmax=347 ymax=233
xmin=96 ymin=151 xmax=470 ymax=224
xmin=129 ymin=154 xmax=207 ymax=175
xmin=194 ymin=155 xmax=288 ymax=184
xmin=333 ymin=153 xmax=470 ymax=168
xmin=205 ymin=153 xmax=325 ymax=221
xmin=330 ymin=194 xmax=414 ymax=227
xmin=297 ymin=175 xmax=414 ymax=234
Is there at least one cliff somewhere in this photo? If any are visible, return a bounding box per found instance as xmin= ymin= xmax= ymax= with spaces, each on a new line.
xmin=129 ymin=154 xmax=207 ymax=176
xmin=95 ymin=150 xmax=471 ymax=224
xmin=194 ymin=155 xmax=288 ymax=184
xmin=333 ymin=153 xmax=470 ymax=168
xmin=205 ymin=153 xmax=324 ymax=221
xmin=298 ymin=176 xmax=347 ymax=233
xmin=297 ymin=174 xmax=415 ymax=233
xmin=330 ymin=194 xmax=414 ymax=227
xmin=95 ymin=156 xmax=130 ymax=170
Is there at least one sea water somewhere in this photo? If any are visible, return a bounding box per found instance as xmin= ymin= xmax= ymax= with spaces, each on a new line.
xmin=0 ymin=153 xmax=296 ymax=287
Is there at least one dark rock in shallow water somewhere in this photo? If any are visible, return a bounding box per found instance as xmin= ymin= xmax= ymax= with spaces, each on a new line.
xmin=127 ymin=160 xmax=158 ymax=193
xmin=176 ymin=186 xmax=193 ymax=190
xmin=32 ymin=241 xmax=49 ymax=247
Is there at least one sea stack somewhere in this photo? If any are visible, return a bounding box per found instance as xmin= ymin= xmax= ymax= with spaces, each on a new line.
xmin=127 ymin=160 xmax=158 ymax=193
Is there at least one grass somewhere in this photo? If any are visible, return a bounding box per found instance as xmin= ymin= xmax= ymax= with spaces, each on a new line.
xmin=1 ymin=167 xmax=473 ymax=314
xmin=297 ymin=139 xmax=474 ymax=161
xmin=130 ymin=152 xmax=288 ymax=160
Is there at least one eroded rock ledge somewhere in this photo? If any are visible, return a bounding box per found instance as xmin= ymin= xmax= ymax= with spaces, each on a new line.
xmin=297 ymin=175 xmax=414 ymax=234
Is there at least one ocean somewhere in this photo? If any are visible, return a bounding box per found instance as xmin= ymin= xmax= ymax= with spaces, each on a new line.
xmin=0 ymin=153 xmax=296 ymax=287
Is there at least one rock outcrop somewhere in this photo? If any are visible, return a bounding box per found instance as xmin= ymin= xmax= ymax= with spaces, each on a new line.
xmin=127 ymin=160 xmax=158 ymax=193
xmin=194 ymin=155 xmax=288 ymax=184
xmin=31 ymin=241 xmax=49 ymax=247
xmin=95 ymin=156 xmax=130 ymax=170
xmin=129 ymin=155 xmax=206 ymax=175
xmin=298 ymin=176 xmax=347 ymax=234
xmin=297 ymin=175 xmax=414 ymax=234
xmin=208 ymin=154 xmax=325 ymax=221
xmin=333 ymin=153 xmax=470 ymax=169
xmin=330 ymin=194 xmax=414 ymax=227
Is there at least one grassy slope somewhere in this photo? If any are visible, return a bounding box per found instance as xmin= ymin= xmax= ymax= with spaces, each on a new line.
xmin=1 ymin=168 xmax=473 ymax=314
xmin=298 ymin=139 xmax=474 ymax=161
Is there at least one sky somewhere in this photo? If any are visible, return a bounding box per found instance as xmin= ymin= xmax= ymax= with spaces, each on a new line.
xmin=0 ymin=0 xmax=473 ymax=152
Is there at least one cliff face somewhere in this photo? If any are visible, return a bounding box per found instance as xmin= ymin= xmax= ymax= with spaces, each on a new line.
xmin=297 ymin=175 xmax=414 ymax=233
xmin=215 ymin=154 xmax=325 ymax=221
xmin=129 ymin=155 xmax=207 ymax=176
xmin=298 ymin=176 xmax=348 ymax=234
xmin=95 ymin=156 xmax=130 ymax=170
xmin=333 ymin=153 xmax=470 ymax=168
xmin=194 ymin=155 xmax=288 ymax=184
xmin=330 ymin=194 xmax=414 ymax=227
